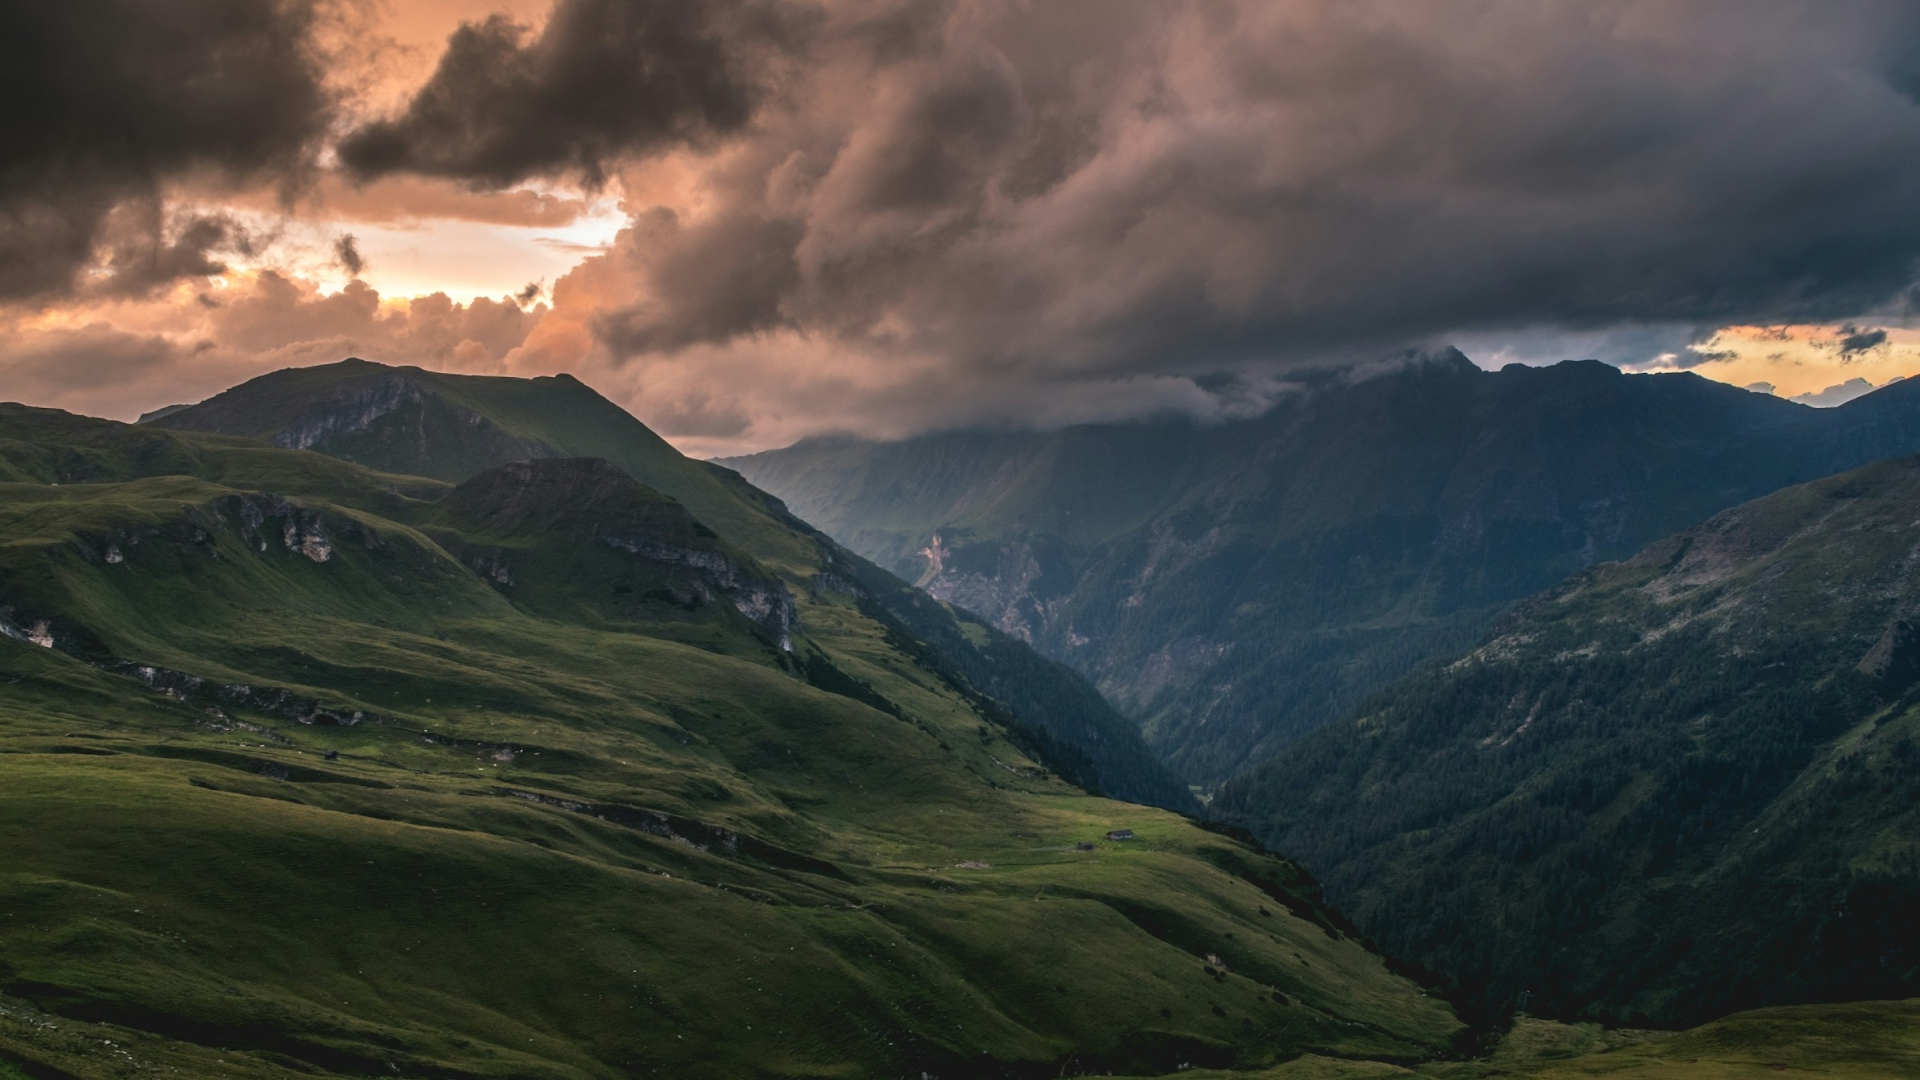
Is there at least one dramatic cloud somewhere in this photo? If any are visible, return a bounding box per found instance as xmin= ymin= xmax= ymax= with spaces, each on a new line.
xmin=0 ymin=0 xmax=335 ymax=300
xmin=0 ymin=326 xmax=189 ymax=419
xmin=1791 ymin=377 xmax=1884 ymax=407
xmin=333 ymin=234 xmax=366 ymax=277
xmin=0 ymin=270 xmax=545 ymax=421
xmin=279 ymin=174 xmax=595 ymax=228
xmin=1839 ymin=326 xmax=1890 ymax=357
xmin=11 ymin=1 xmax=1920 ymax=454
xmin=337 ymin=0 xmax=806 ymax=186
xmin=587 ymin=3 xmax=1920 ymax=368
xmin=1625 ymin=323 xmax=1920 ymax=401
xmin=447 ymin=0 xmax=1920 ymax=447
xmin=90 ymin=208 xmax=263 ymax=299
xmin=205 ymin=271 xmax=539 ymax=366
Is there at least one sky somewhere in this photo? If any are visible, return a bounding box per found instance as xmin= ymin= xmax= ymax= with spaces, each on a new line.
xmin=6 ymin=1 xmax=1920 ymax=456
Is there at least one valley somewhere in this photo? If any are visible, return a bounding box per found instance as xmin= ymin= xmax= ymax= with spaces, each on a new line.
xmin=10 ymin=4 xmax=1920 ymax=1076
xmin=0 ymin=359 xmax=1916 ymax=1078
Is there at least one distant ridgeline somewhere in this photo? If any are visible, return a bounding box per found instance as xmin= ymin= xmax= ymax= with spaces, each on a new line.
xmin=725 ymin=353 xmax=1920 ymax=786
xmin=0 ymin=369 xmax=1473 ymax=1078
xmin=1214 ymin=457 xmax=1920 ymax=1026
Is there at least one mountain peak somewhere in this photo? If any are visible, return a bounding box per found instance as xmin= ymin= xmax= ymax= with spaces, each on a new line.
xmin=1495 ymin=357 xmax=1621 ymax=379
xmin=1424 ymin=345 xmax=1479 ymax=373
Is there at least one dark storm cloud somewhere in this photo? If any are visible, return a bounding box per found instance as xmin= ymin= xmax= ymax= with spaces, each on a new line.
xmin=594 ymin=206 xmax=806 ymax=353
xmin=0 ymin=0 xmax=333 ymax=301
xmin=337 ymin=0 xmax=812 ymax=188
xmin=90 ymin=209 xmax=261 ymax=298
xmin=1839 ymin=327 xmax=1889 ymax=357
xmin=487 ymin=1 xmax=1920 ymax=385
xmin=333 ymin=234 xmax=366 ymax=277
xmin=23 ymin=0 xmax=1920 ymax=446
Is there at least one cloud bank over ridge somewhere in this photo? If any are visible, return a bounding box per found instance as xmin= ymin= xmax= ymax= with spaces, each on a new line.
xmin=8 ymin=1 xmax=1920 ymax=451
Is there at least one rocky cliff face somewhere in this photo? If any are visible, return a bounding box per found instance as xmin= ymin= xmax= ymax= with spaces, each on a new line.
xmin=216 ymin=492 xmax=341 ymax=562
xmin=913 ymin=531 xmax=1063 ymax=643
xmin=267 ymin=371 xmax=425 ymax=451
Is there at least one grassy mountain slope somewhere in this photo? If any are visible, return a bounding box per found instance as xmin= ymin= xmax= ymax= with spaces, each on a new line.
xmin=144 ymin=361 xmax=1192 ymax=810
xmin=0 ymin=400 xmax=449 ymax=506
xmin=1212 ymin=456 xmax=1920 ymax=1026
xmin=149 ymin=357 xmax=811 ymax=573
xmin=0 ymin=403 xmax=1450 ymax=1077
xmin=1119 ymin=999 xmax=1920 ymax=1080
xmin=724 ymin=354 xmax=1920 ymax=785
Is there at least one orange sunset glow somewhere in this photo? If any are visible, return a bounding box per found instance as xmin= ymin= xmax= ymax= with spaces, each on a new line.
xmin=6 ymin=2 xmax=1920 ymax=455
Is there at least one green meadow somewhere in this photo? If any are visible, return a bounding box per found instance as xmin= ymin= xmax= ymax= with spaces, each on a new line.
xmin=0 ymin=402 xmax=1454 ymax=1077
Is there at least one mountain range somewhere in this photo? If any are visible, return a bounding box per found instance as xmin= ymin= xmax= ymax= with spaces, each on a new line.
xmin=3 ymin=357 xmax=1917 ymax=1077
xmin=725 ymin=352 xmax=1920 ymax=785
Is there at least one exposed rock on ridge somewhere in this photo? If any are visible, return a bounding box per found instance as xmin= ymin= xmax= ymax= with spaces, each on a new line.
xmin=432 ymin=458 xmax=798 ymax=647
xmin=150 ymin=359 xmax=555 ymax=482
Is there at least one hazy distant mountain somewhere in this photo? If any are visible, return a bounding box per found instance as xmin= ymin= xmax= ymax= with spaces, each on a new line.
xmin=1213 ymin=455 xmax=1920 ymax=1025
xmin=726 ymin=352 xmax=1920 ymax=784
xmin=150 ymin=358 xmax=1193 ymax=810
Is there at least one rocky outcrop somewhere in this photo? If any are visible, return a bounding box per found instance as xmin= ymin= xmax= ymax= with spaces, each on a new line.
xmin=0 ymin=608 xmax=54 ymax=649
xmin=916 ymin=532 xmax=1048 ymax=642
xmin=211 ymin=493 xmax=370 ymax=563
xmin=912 ymin=531 xmax=1083 ymax=645
xmin=1859 ymin=617 xmax=1920 ymax=685
xmin=117 ymin=660 xmax=373 ymax=725
xmin=269 ymin=372 xmax=425 ymax=451
xmin=601 ymin=533 xmax=797 ymax=645
xmin=434 ymin=459 xmax=798 ymax=647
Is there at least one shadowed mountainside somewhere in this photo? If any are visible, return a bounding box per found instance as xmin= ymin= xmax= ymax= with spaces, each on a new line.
xmin=725 ymin=353 xmax=1920 ymax=785
xmin=1213 ymin=455 xmax=1920 ymax=1025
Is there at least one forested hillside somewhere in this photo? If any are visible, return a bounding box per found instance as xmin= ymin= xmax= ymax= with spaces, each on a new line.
xmin=1213 ymin=456 xmax=1920 ymax=1024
